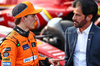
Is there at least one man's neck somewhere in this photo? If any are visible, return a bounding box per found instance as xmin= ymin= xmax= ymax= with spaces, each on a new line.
xmin=17 ymin=25 xmax=29 ymax=32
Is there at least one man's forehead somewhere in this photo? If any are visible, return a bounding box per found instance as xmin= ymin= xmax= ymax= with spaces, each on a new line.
xmin=73 ymin=7 xmax=83 ymax=14
xmin=74 ymin=6 xmax=82 ymax=12
xmin=26 ymin=14 xmax=36 ymax=17
xmin=29 ymin=14 xmax=36 ymax=15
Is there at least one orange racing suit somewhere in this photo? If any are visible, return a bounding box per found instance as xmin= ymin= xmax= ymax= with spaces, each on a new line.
xmin=0 ymin=26 xmax=48 ymax=66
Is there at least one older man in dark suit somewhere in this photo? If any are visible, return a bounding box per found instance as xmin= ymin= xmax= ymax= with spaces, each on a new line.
xmin=64 ymin=0 xmax=100 ymax=66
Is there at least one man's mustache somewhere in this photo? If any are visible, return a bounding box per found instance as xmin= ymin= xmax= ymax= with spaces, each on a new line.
xmin=73 ymin=20 xmax=79 ymax=23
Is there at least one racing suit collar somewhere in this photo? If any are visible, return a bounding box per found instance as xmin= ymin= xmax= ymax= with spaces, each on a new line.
xmin=14 ymin=26 xmax=29 ymax=37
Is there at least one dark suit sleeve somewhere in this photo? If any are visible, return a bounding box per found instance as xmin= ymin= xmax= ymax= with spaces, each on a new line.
xmin=64 ymin=29 xmax=70 ymax=66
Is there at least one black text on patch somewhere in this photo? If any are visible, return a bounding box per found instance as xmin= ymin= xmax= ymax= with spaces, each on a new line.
xmin=31 ymin=42 xmax=36 ymax=47
xmin=2 ymin=58 xmax=11 ymax=62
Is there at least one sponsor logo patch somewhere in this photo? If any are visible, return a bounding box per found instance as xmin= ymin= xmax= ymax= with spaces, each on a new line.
xmin=3 ymin=47 xmax=11 ymax=52
xmin=3 ymin=52 xmax=9 ymax=57
xmin=21 ymin=40 xmax=26 ymax=43
xmin=31 ymin=42 xmax=36 ymax=47
xmin=2 ymin=58 xmax=11 ymax=62
xmin=2 ymin=62 xmax=11 ymax=66
xmin=24 ymin=55 xmax=37 ymax=63
xmin=22 ymin=44 xmax=29 ymax=50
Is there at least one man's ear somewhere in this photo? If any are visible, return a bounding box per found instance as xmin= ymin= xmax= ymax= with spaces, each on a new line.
xmin=86 ymin=14 xmax=93 ymax=21
xmin=21 ymin=16 xmax=25 ymax=22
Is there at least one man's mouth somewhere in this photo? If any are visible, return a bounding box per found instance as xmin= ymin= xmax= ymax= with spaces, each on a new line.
xmin=73 ymin=20 xmax=79 ymax=23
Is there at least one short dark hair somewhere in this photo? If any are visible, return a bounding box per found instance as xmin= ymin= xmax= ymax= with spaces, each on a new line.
xmin=72 ymin=0 xmax=98 ymax=21
xmin=14 ymin=15 xmax=28 ymax=25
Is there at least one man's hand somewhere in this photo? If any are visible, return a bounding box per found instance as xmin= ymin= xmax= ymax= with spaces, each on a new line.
xmin=48 ymin=58 xmax=64 ymax=66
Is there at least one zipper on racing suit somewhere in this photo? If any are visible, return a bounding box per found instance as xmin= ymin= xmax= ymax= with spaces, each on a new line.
xmin=28 ymin=39 xmax=36 ymax=66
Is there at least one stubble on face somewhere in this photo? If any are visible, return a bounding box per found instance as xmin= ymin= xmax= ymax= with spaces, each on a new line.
xmin=73 ymin=17 xmax=87 ymax=28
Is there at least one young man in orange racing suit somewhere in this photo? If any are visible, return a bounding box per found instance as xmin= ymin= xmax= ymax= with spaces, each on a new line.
xmin=0 ymin=1 xmax=63 ymax=66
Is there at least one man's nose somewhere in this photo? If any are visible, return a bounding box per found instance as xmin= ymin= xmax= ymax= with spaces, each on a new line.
xmin=34 ymin=15 xmax=38 ymax=20
xmin=72 ymin=14 xmax=76 ymax=21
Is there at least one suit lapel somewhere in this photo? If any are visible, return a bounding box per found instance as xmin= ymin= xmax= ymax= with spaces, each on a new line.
xmin=86 ymin=24 xmax=95 ymax=65
xmin=70 ymin=29 xmax=77 ymax=56
xmin=68 ymin=28 xmax=78 ymax=65
xmin=72 ymin=30 xmax=78 ymax=52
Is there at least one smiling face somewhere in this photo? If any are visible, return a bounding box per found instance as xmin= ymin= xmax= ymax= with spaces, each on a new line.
xmin=24 ymin=14 xmax=37 ymax=30
xmin=72 ymin=6 xmax=87 ymax=28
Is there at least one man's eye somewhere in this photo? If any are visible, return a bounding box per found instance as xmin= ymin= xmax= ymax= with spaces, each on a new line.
xmin=76 ymin=14 xmax=80 ymax=16
xmin=32 ymin=14 xmax=36 ymax=17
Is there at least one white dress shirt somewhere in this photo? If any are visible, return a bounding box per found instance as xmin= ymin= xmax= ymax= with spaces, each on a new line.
xmin=73 ymin=22 xmax=93 ymax=66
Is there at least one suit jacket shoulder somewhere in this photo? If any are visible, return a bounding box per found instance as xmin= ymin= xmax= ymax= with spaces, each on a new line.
xmin=65 ymin=26 xmax=77 ymax=36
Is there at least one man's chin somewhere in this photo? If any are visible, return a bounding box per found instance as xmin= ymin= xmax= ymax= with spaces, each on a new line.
xmin=29 ymin=27 xmax=35 ymax=30
xmin=74 ymin=24 xmax=78 ymax=28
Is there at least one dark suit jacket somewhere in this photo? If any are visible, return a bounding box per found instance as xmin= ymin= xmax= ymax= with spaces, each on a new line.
xmin=65 ymin=24 xmax=100 ymax=66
